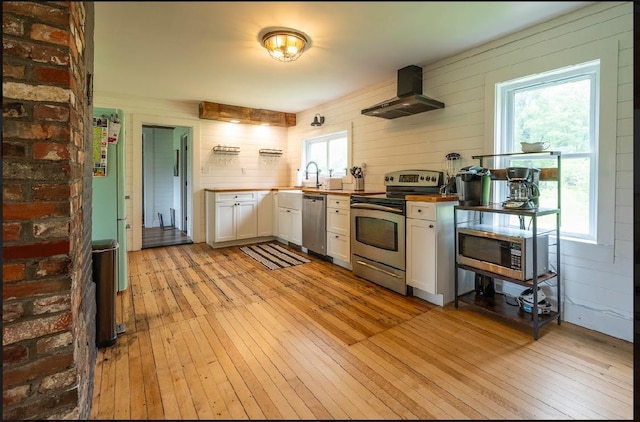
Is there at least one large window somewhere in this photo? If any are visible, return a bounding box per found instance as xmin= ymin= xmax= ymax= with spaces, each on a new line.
xmin=495 ymin=61 xmax=599 ymax=241
xmin=303 ymin=130 xmax=348 ymax=177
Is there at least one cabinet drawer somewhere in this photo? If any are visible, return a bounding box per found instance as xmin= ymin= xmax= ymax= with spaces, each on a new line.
xmin=326 ymin=195 xmax=350 ymax=210
xmin=216 ymin=192 xmax=256 ymax=202
xmin=327 ymin=208 xmax=350 ymax=236
xmin=407 ymin=202 xmax=436 ymax=220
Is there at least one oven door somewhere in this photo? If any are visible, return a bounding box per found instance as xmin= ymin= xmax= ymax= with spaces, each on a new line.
xmin=350 ymin=204 xmax=405 ymax=270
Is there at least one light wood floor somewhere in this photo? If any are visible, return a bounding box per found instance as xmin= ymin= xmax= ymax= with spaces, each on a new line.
xmin=90 ymin=242 xmax=633 ymax=420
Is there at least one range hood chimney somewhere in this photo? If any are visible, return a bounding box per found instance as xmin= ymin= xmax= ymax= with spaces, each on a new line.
xmin=361 ymin=65 xmax=444 ymax=119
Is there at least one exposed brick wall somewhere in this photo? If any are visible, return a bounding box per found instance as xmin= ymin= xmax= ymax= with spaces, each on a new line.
xmin=3 ymin=2 xmax=95 ymax=420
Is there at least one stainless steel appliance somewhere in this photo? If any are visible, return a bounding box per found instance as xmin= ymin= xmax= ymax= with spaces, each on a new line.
xmin=350 ymin=169 xmax=443 ymax=295
xmin=302 ymin=194 xmax=326 ymax=255
xmin=456 ymin=223 xmax=549 ymax=280
xmin=503 ymin=167 xmax=540 ymax=209
xmin=455 ymin=166 xmax=491 ymax=206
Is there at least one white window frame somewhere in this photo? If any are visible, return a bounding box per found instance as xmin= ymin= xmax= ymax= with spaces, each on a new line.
xmin=484 ymin=39 xmax=618 ymax=251
xmin=302 ymin=129 xmax=350 ymax=179
xmin=495 ymin=61 xmax=599 ymax=241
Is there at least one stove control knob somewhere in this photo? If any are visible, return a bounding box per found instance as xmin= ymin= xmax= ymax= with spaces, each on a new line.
xmin=389 ymin=176 xmax=394 ymax=181
xmin=420 ymin=176 xmax=424 ymax=180
xmin=384 ymin=176 xmax=389 ymax=182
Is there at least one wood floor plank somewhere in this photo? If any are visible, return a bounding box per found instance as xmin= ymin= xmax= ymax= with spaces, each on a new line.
xmin=90 ymin=244 xmax=633 ymax=420
xmin=148 ymin=325 xmax=182 ymax=419
xmin=113 ymin=338 xmax=131 ymax=420
xmin=199 ymin=313 xmax=266 ymax=419
xmin=127 ymin=333 xmax=148 ymax=420
xmin=171 ymin=322 xmax=216 ymax=419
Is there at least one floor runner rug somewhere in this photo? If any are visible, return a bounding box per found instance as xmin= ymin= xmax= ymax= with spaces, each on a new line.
xmin=240 ymin=243 xmax=310 ymax=270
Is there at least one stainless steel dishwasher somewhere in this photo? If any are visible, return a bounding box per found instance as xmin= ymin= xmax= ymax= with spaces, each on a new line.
xmin=302 ymin=194 xmax=326 ymax=256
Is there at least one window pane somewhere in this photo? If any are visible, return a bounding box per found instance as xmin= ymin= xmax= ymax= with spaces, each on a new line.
xmin=513 ymin=78 xmax=591 ymax=153
xmin=328 ymin=137 xmax=347 ymax=176
xmin=307 ymin=142 xmax=327 ymax=174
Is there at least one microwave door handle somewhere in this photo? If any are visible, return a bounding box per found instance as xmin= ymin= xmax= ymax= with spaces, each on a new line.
xmin=350 ymin=203 xmax=404 ymax=214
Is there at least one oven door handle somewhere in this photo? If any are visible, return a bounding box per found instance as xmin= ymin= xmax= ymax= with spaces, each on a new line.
xmin=350 ymin=203 xmax=404 ymax=214
xmin=355 ymin=261 xmax=402 ymax=278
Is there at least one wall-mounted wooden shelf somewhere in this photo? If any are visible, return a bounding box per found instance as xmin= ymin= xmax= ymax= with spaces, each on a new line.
xmin=199 ymin=101 xmax=296 ymax=127
xmin=213 ymin=145 xmax=240 ymax=155
xmin=259 ymin=148 xmax=283 ymax=156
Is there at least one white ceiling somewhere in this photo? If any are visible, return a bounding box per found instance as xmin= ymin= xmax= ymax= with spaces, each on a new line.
xmin=94 ymin=1 xmax=593 ymax=114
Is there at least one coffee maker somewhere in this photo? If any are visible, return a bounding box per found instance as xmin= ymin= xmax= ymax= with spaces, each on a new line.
xmin=503 ymin=167 xmax=540 ymax=209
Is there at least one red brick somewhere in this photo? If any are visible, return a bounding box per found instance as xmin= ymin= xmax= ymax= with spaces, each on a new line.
xmin=2 ymin=351 xmax=73 ymax=388
xmin=33 ymin=66 xmax=71 ymax=87
xmin=31 ymin=184 xmax=70 ymax=201
xmin=3 ymin=2 xmax=69 ymax=27
xmin=3 ymin=14 xmax=24 ymax=36
xmin=3 ymin=202 xmax=69 ymax=220
xmin=3 ymin=344 xmax=29 ymax=365
xmin=2 ymin=38 xmax=70 ymax=66
xmin=2 ymin=141 xmax=27 ymax=158
xmin=3 ymin=222 xmax=23 ymax=241
xmin=3 ymin=102 xmax=27 ymax=118
xmin=39 ymin=367 xmax=76 ymax=392
xmin=33 ymin=220 xmax=70 ymax=239
xmin=36 ymin=331 xmax=72 ymax=354
xmin=2 ymin=385 xmax=30 ymax=407
xmin=33 ymin=142 xmax=70 ymax=160
xmin=3 ymin=312 xmax=72 ymax=345
xmin=33 ymin=294 xmax=71 ymax=315
xmin=36 ymin=258 xmax=70 ymax=278
xmin=30 ymin=23 xmax=69 ymax=46
xmin=3 ymin=263 xmax=25 ymax=282
xmin=2 ymin=64 xmax=25 ymax=79
xmin=3 ymin=277 xmax=71 ymax=300
xmin=3 ymin=301 xmax=25 ymax=323
xmin=3 ymin=387 xmax=78 ymax=420
xmin=3 ymin=121 xmax=70 ymax=142
xmin=33 ymin=104 xmax=69 ymax=122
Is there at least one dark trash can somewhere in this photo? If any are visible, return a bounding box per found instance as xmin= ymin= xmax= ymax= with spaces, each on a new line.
xmin=92 ymin=239 xmax=118 ymax=348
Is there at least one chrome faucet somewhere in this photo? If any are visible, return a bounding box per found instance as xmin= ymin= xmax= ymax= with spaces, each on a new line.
xmin=305 ymin=161 xmax=321 ymax=188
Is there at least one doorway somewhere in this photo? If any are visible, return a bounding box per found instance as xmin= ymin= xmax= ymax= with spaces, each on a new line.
xmin=141 ymin=125 xmax=193 ymax=249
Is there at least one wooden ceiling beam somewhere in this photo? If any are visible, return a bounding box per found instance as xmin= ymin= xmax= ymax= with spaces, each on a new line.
xmin=198 ymin=101 xmax=296 ymax=127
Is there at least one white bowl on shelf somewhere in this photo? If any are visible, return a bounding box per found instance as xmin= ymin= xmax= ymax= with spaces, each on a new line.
xmin=520 ymin=142 xmax=549 ymax=153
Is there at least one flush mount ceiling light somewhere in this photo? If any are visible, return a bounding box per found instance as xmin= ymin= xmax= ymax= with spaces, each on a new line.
xmin=261 ymin=29 xmax=309 ymax=62
xmin=311 ymin=113 xmax=325 ymax=127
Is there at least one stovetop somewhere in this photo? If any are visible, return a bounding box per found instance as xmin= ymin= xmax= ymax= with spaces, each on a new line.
xmin=352 ymin=169 xmax=444 ymax=204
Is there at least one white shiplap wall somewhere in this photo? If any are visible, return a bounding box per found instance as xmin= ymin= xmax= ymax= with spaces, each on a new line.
xmin=95 ymin=1 xmax=632 ymax=341
xmin=288 ymin=1 xmax=633 ymax=341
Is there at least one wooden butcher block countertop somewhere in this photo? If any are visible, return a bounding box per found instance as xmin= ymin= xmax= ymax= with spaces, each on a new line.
xmin=205 ymin=187 xmax=385 ymax=196
xmin=405 ymin=194 xmax=459 ymax=203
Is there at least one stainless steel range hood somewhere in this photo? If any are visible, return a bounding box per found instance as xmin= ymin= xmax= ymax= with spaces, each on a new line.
xmin=361 ymin=65 xmax=444 ymax=119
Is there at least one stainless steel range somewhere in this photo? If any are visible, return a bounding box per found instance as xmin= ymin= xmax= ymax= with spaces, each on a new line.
xmin=350 ymin=169 xmax=443 ymax=295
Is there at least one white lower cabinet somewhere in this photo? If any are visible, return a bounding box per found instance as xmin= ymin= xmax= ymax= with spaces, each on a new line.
xmin=277 ymin=190 xmax=303 ymax=245
xmin=278 ymin=207 xmax=302 ymax=245
xmin=406 ymin=201 xmax=457 ymax=306
xmin=326 ymin=195 xmax=350 ymax=266
xmin=257 ymin=191 xmax=273 ymax=237
xmin=206 ymin=191 xmax=259 ymax=245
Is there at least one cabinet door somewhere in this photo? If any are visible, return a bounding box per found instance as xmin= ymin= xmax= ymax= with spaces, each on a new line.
xmin=205 ymin=191 xmax=215 ymax=246
xmin=290 ymin=208 xmax=302 ymax=245
xmin=327 ymin=208 xmax=350 ymax=236
xmin=406 ymin=218 xmax=437 ymax=294
xmin=215 ymin=202 xmax=236 ymax=242
xmin=278 ymin=207 xmax=291 ymax=241
xmin=236 ymin=202 xmax=257 ymax=240
xmin=257 ymin=191 xmax=273 ymax=237
xmin=327 ymin=233 xmax=350 ymax=262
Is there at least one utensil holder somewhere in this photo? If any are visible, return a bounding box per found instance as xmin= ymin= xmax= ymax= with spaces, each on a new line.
xmin=354 ymin=177 xmax=364 ymax=191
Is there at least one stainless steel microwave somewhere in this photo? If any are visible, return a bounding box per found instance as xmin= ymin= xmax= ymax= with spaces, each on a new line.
xmin=456 ymin=224 xmax=549 ymax=280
